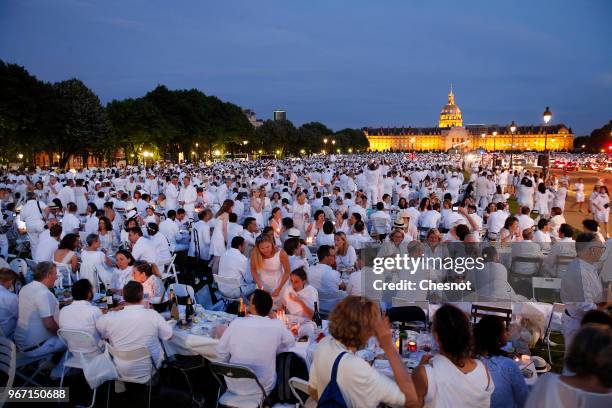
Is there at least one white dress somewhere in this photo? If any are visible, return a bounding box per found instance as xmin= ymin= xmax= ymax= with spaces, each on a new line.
xmin=75 ymin=186 xmax=89 ymax=215
xmin=210 ymin=217 xmax=227 ymax=257
xmin=517 ymin=185 xmax=534 ymax=209
xmin=250 ymin=198 xmax=264 ymax=229
xmin=257 ymin=250 xmax=283 ymax=292
xmin=525 ymin=373 xmax=612 ymax=408
xmin=534 ymin=191 xmax=553 ymax=216
xmin=574 ymin=183 xmax=585 ymax=203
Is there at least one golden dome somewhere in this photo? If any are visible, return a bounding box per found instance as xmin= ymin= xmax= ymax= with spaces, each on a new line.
xmin=438 ymin=84 xmax=463 ymax=128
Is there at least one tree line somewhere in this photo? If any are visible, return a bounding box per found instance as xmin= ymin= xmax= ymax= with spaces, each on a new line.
xmin=0 ymin=60 xmax=369 ymax=168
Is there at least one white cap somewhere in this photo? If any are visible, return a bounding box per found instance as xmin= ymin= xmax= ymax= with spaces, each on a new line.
xmin=287 ymin=228 xmax=301 ymax=238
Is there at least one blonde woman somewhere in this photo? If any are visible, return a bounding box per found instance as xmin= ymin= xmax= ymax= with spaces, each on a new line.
xmin=250 ymin=234 xmax=291 ymax=298
xmin=334 ymin=232 xmax=357 ymax=271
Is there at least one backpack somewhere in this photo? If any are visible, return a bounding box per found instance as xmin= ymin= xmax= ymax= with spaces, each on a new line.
xmin=317 ymin=351 xmax=348 ymax=408
xmin=275 ymin=351 xmax=309 ymax=403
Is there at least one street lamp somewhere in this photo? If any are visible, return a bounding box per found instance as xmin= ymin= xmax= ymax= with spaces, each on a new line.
xmin=348 ymin=148 xmax=353 ymax=154
xmin=492 ymin=131 xmax=498 ymax=152
xmin=542 ymin=106 xmax=552 ymax=180
xmin=509 ymin=121 xmax=517 ymax=169
xmin=17 ymin=153 xmax=23 ymax=160
xmin=331 ymin=140 xmax=336 ymax=146
xmin=481 ymin=133 xmax=486 ymax=150
xmin=410 ymin=137 xmax=416 ymax=151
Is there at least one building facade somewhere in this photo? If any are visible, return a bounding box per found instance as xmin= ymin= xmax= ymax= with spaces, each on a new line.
xmin=365 ymin=87 xmax=574 ymax=152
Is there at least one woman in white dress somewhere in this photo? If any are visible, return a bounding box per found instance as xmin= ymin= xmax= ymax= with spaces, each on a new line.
xmin=592 ymin=186 xmax=610 ymax=239
xmin=269 ymin=207 xmax=283 ymax=246
xmin=132 ymin=260 xmax=163 ymax=301
xmin=525 ymin=324 xmax=612 ymax=408
xmin=570 ymin=178 xmax=585 ymax=213
xmin=412 ymin=304 xmax=494 ymax=408
xmin=516 ymin=177 xmax=535 ymax=209
xmin=250 ymin=234 xmax=291 ymax=299
xmin=74 ymin=179 xmax=89 ymax=215
xmin=210 ymin=199 xmax=234 ymax=275
xmin=291 ymin=192 xmax=311 ymax=238
xmin=110 ymin=249 xmax=134 ymax=292
xmin=334 ymin=232 xmax=357 ymax=271
xmin=97 ymin=216 xmax=116 ymax=253
xmin=80 ymin=233 xmax=113 ymax=291
xmin=534 ymin=183 xmax=553 ymax=218
xmin=249 ymin=189 xmax=264 ymax=229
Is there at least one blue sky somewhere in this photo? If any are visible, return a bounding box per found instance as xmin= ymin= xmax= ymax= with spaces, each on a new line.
xmin=1 ymin=0 xmax=611 ymax=135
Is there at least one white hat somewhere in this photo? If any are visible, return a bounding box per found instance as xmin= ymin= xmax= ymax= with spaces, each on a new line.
xmin=125 ymin=209 xmax=138 ymax=220
xmin=287 ymin=228 xmax=301 ymax=238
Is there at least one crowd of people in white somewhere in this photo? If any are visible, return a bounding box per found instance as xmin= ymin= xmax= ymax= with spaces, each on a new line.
xmin=0 ymin=152 xmax=610 ymax=407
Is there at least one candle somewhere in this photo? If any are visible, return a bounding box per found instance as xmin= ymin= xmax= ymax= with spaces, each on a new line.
xmin=408 ymin=341 xmax=417 ymax=352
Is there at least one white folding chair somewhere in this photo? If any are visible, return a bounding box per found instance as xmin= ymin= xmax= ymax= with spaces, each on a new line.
xmin=106 ymin=344 xmax=158 ymax=408
xmin=14 ymin=350 xmax=56 ymax=386
xmin=57 ymin=329 xmax=104 ymax=408
xmin=531 ymin=277 xmax=562 ymax=302
xmin=0 ymin=338 xmax=17 ymax=408
xmin=288 ymin=377 xmax=310 ymax=408
xmin=53 ymin=261 xmax=78 ymax=288
xmin=160 ymin=253 xmax=178 ymax=282
xmin=212 ymin=275 xmax=242 ymax=309
xmin=543 ymin=302 xmax=565 ymax=365
xmin=165 ymin=283 xmax=196 ymax=304
xmin=209 ymin=361 xmax=271 ymax=408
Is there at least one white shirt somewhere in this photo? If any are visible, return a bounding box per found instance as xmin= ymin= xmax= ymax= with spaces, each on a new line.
xmin=0 ymin=285 xmax=18 ymax=338
xmin=218 ymin=248 xmax=248 ymax=296
xmin=150 ymin=233 xmax=171 ymax=263
xmin=33 ymin=236 xmax=59 ymax=263
xmin=14 ymin=280 xmax=59 ymax=350
xmin=487 ymin=210 xmax=507 ymax=235
xmin=282 ymin=284 xmax=318 ymax=317
xmin=308 ymin=263 xmax=341 ymax=293
xmin=131 ymin=236 xmax=158 ymax=264
xmin=59 ymin=299 xmax=103 ymax=343
xmin=516 ymin=214 xmax=535 ymax=232
xmin=20 ymin=199 xmax=46 ymax=225
xmin=159 ymin=218 xmax=180 ymax=252
xmin=61 ymin=213 xmax=81 ymax=236
xmin=309 ymin=337 xmax=405 ymax=408
xmin=96 ymin=304 xmax=172 ymax=379
xmin=217 ymin=315 xmax=295 ymax=395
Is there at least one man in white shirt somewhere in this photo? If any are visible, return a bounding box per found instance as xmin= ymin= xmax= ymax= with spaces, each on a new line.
xmin=369 ymin=202 xmax=391 ymax=237
xmin=218 ymin=237 xmax=256 ymax=299
xmin=59 ymin=278 xmax=102 ymax=343
xmin=61 ymin=202 xmax=81 ymax=237
xmin=20 ymin=192 xmax=49 ymax=255
xmin=14 ymin=262 xmax=66 ymax=357
xmin=128 ymin=227 xmax=158 ymax=264
xmin=419 ymin=203 xmax=442 ymax=229
xmin=217 ymin=289 xmax=295 ymax=397
xmin=561 ymin=233 xmax=605 ymax=352
xmin=96 ymin=281 xmax=172 ymax=379
xmin=164 ymin=176 xmax=180 ymax=212
xmin=544 ymin=223 xmax=577 ymax=277
xmin=0 ymin=268 xmax=18 ymax=338
xmin=58 ymin=179 xmax=76 ymax=209
xmin=33 ymin=224 xmax=62 ymax=263
xmin=534 ymin=218 xmax=553 ymax=251
xmin=487 ymin=202 xmax=508 ymax=238
xmin=516 ymin=206 xmax=535 ymax=233
xmin=240 ymin=217 xmax=259 ymax=250
xmin=225 ymin=213 xmax=244 ymax=250
xmin=159 ymin=210 xmax=180 ymax=252
xmin=178 ymin=176 xmax=197 ymax=218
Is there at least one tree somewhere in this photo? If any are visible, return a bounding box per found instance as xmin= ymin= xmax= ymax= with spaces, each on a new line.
xmin=48 ymin=79 xmax=112 ymax=168
xmin=334 ymin=128 xmax=370 ymax=152
xmin=255 ymin=120 xmax=297 ymax=155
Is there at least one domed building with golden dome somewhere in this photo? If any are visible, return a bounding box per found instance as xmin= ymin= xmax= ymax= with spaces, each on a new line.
xmin=364 ymin=86 xmax=573 ymax=152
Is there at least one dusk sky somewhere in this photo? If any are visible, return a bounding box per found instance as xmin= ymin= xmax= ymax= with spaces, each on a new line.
xmin=1 ymin=0 xmax=611 ymax=135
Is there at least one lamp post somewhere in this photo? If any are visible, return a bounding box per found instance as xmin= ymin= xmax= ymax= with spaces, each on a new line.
xmin=542 ymin=106 xmax=552 ymax=180
xmin=509 ymin=121 xmax=517 ymax=170
xmin=323 ymin=138 xmax=328 ymax=155
xmin=410 ymin=137 xmax=415 ymax=151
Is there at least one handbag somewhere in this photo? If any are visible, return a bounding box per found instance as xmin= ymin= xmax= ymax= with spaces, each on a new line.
xmin=317 ymin=351 xmax=348 ymax=408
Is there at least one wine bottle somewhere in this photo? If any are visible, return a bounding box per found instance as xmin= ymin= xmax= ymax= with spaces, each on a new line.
xmin=237 ymin=297 xmax=245 ymax=317
xmin=169 ymin=289 xmax=180 ymax=320
xmin=106 ymin=288 xmax=113 ymax=309
xmin=185 ymin=297 xmax=195 ymax=322
xmin=313 ymin=301 xmax=322 ymax=328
